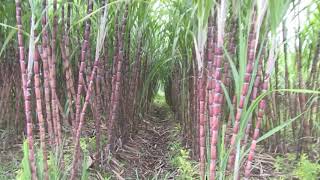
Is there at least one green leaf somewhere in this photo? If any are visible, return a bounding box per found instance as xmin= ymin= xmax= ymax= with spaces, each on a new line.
xmin=0 ymin=28 xmax=16 ymax=58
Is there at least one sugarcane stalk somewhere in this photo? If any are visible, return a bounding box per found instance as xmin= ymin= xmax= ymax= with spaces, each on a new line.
xmin=40 ymin=0 xmax=54 ymax=145
xmin=209 ymin=0 xmax=227 ymax=178
xmin=50 ymin=0 xmax=62 ymax=146
xmin=15 ymin=0 xmax=38 ymax=179
xmin=74 ymin=0 xmax=93 ymax=138
xmin=34 ymin=45 xmax=49 ymax=180
xmin=244 ymin=38 xmax=276 ymax=178
xmin=106 ymin=3 xmax=129 ymax=152
xmin=228 ymin=9 xmax=258 ymax=170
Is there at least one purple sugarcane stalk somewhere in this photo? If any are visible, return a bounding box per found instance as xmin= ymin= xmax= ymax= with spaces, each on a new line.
xmin=34 ymin=45 xmax=49 ymax=180
xmin=106 ymin=3 xmax=129 ymax=152
xmin=74 ymin=0 xmax=93 ymax=138
xmin=244 ymin=41 xmax=276 ymax=177
xmin=41 ymin=0 xmax=54 ymax=145
xmin=228 ymin=10 xmax=257 ymax=170
xmin=15 ymin=0 xmax=38 ymax=179
xmin=209 ymin=0 xmax=227 ymax=178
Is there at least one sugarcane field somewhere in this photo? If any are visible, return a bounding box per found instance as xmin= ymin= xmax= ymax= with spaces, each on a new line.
xmin=0 ymin=0 xmax=320 ymax=179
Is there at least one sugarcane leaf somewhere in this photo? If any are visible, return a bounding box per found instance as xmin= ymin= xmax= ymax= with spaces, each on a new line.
xmin=268 ymin=0 xmax=291 ymax=34
xmin=240 ymin=88 xmax=319 ymax=162
xmin=222 ymin=46 xmax=239 ymax=87
xmin=72 ymin=0 xmax=127 ymax=28
xmin=220 ymin=83 xmax=235 ymax=124
xmin=257 ymin=111 xmax=305 ymax=143
xmin=0 ymin=28 xmax=16 ymax=58
xmin=0 ymin=23 xmax=29 ymax=36
xmin=233 ymin=142 xmax=240 ymax=180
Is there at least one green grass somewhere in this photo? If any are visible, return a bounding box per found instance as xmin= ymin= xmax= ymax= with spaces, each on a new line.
xmin=274 ymin=153 xmax=320 ymax=179
xmin=294 ymin=154 xmax=320 ymax=180
xmin=168 ymin=125 xmax=199 ymax=180
xmin=0 ymin=159 xmax=19 ymax=180
xmin=15 ymin=139 xmax=94 ymax=180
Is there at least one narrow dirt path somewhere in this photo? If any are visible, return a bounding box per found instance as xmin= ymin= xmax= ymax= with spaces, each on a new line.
xmin=116 ymin=105 xmax=176 ymax=179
